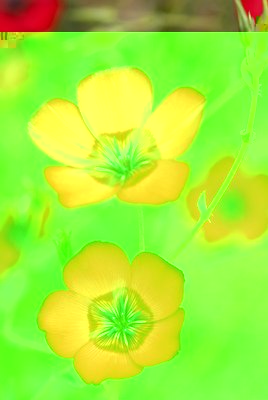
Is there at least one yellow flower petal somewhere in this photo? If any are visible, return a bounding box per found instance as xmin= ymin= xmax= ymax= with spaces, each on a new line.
xmin=144 ymin=88 xmax=205 ymax=158
xmin=45 ymin=167 xmax=118 ymax=207
xmin=241 ymin=174 xmax=268 ymax=239
xmin=187 ymin=157 xmax=235 ymax=241
xmin=45 ymin=332 xmax=89 ymax=358
xmin=38 ymin=291 xmax=90 ymax=358
xmin=0 ymin=244 xmax=19 ymax=274
xmin=77 ymin=68 xmax=152 ymax=135
xmin=0 ymin=240 xmax=20 ymax=274
xmin=187 ymin=157 xmax=268 ymax=242
xmin=74 ymin=341 xmax=142 ymax=384
xmin=130 ymin=253 xmax=184 ymax=320
xmin=0 ymin=217 xmax=20 ymax=274
xmin=242 ymin=215 xmax=268 ymax=240
xmin=130 ymin=309 xmax=184 ymax=366
xmin=38 ymin=290 xmax=90 ymax=333
xmin=29 ymin=99 xmax=95 ymax=168
xmin=63 ymin=242 xmax=131 ymax=298
xmin=118 ymin=160 xmax=189 ymax=204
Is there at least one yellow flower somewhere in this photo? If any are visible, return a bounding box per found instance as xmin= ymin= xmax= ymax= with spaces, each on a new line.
xmin=38 ymin=242 xmax=184 ymax=384
xmin=0 ymin=53 xmax=28 ymax=93
xmin=0 ymin=216 xmax=20 ymax=276
xmin=187 ymin=157 xmax=268 ymax=241
xmin=0 ymin=191 xmax=50 ymax=276
xmin=29 ymin=67 xmax=205 ymax=207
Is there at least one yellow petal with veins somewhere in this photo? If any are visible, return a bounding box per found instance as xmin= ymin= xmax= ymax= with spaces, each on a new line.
xmin=29 ymin=99 xmax=95 ymax=168
xmin=130 ymin=252 xmax=184 ymax=320
xmin=38 ymin=290 xmax=90 ymax=358
xmin=63 ymin=242 xmax=131 ymax=298
xmin=74 ymin=341 xmax=142 ymax=384
xmin=45 ymin=166 xmax=118 ymax=208
xmin=130 ymin=309 xmax=184 ymax=366
xmin=145 ymin=88 xmax=205 ymax=158
xmin=118 ymin=160 xmax=189 ymax=204
xmin=77 ymin=68 xmax=152 ymax=135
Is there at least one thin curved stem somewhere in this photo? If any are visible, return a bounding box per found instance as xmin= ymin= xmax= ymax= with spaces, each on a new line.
xmin=173 ymin=74 xmax=260 ymax=259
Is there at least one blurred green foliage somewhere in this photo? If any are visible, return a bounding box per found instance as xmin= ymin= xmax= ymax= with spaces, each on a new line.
xmin=0 ymin=32 xmax=268 ymax=399
xmin=57 ymin=0 xmax=237 ymax=31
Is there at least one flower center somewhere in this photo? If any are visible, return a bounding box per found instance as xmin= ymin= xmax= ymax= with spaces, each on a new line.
xmin=2 ymin=0 xmax=30 ymax=13
xmin=88 ymin=288 xmax=153 ymax=352
xmin=87 ymin=129 xmax=160 ymax=186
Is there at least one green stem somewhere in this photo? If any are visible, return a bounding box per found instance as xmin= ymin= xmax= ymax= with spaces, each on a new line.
xmin=173 ymin=75 xmax=260 ymax=259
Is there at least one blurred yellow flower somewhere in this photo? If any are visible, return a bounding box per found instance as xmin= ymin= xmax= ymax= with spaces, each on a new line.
xmin=187 ymin=157 xmax=268 ymax=242
xmin=0 ymin=216 xmax=20 ymax=276
xmin=0 ymin=190 xmax=51 ymax=276
xmin=38 ymin=242 xmax=184 ymax=384
xmin=29 ymin=67 xmax=205 ymax=207
xmin=0 ymin=53 xmax=29 ymax=93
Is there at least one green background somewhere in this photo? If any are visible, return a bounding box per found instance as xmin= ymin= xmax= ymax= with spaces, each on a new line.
xmin=0 ymin=32 xmax=267 ymax=399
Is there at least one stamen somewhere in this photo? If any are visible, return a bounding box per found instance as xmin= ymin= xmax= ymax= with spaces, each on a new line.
xmin=88 ymin=288 xmax=153 ymax=352
xmin=87 ymin=130 xmax=160 ymax=186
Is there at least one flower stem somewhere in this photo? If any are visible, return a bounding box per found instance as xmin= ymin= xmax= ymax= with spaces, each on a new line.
xmin=173 ymin=74 xmax=260 ymax=259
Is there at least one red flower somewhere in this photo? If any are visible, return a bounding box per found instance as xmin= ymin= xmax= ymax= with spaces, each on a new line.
xmin=0 ymin=0 xmax=63 ymax=31
xmin=240 ymin=0 xmax=263 ymax=20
